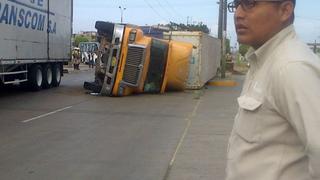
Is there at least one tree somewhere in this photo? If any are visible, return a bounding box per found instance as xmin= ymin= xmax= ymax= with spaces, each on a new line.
xmin=226 ymin=38 xmax=231 ymax=54
xmin=74 ymin=35 xmax=89 ymax=47
xmin=238 ymin=44 xmax=250 ymax=56
xmin=166 ymin=22 xmax=210 ymax=34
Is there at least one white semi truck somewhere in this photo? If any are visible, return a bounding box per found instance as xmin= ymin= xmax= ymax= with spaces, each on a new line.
xmin=0 ymin=0 xmax=73 ymax=90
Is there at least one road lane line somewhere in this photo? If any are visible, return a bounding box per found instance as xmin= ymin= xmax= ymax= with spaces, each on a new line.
xmin=21 ymin=106 xmax=73 ymax=123
xmin=170 ymin=99 xmax=201 ymax=165
xmin=163 ymin=99 xmax=201 ymax=180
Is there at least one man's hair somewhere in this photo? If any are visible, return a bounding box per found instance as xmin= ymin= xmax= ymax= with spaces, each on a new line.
xmin=289 ymin=0 xmax=295 ymax=23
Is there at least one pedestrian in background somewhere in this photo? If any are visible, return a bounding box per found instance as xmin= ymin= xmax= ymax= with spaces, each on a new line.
xmin=226 ymin=0 xmax=320 ymax=180
xmin=89 ymin=53 xmax=94 ymax=68
xmin=88 ymin=53 xmax=91 ymax=67
xmin=73 ymin=49 xmax=80 ymax=70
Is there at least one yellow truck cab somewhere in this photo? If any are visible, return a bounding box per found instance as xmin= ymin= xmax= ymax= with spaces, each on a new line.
xmin=84 ymin=21 xmax=193 ymax=96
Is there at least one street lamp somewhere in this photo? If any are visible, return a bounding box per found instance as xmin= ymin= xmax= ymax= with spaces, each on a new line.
xmin=119 ymin=6 xmax=126 ymax=23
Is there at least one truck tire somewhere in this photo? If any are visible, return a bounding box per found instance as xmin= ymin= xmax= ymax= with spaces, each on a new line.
xmin=42 ymin=64 xmax=53 ymax=89
xmin=52 ymin=63 xmax=61 ymax=87
xmin=95 ymin=21 xmax=114 ymax=40
xmin=28 ymin=65 xmax=43 ymax=91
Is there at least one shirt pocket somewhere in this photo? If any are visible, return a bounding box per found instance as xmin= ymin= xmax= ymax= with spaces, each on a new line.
xmin=235 ymin=95 xmax=263 ymax=143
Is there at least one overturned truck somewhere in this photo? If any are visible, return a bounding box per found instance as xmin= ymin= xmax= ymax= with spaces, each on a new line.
xmin=84 ymin=22 xmax=193 ymax=96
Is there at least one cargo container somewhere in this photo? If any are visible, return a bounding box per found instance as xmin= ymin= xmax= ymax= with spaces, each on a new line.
xmin=164 ymin=31 xmax=221 ymax=89
xmin=84 ymin=22 xmax=193 ymax=96
xmin=0 ymin=0 xmax=73 ymax=90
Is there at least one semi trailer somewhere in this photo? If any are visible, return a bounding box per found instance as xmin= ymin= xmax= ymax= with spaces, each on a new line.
xmin=164 ymin=31 xmax=221 ymax=90
xmin=84 ymin=22 xmax=193 ymax=96
xmin=0 ymin=0 xmax=73 ymax=90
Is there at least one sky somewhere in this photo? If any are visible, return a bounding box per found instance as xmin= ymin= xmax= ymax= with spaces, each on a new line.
xmin=73 ymin=0 xmax=320 ymax=47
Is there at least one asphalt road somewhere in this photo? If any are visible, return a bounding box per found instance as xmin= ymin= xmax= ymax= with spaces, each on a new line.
xmin=0 ymin=68 xmax=243 ymax=180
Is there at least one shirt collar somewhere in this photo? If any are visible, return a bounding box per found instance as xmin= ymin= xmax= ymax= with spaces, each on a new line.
xmin=245 ymin=25 xmax=296 ymax=69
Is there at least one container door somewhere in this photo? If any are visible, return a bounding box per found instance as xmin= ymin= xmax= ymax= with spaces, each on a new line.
xmin=48 ymin=0 xmax=72 ymax=62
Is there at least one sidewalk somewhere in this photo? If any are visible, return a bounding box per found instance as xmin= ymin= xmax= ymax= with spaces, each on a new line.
xmin=167 ymin=75 xmax=244 ymax=180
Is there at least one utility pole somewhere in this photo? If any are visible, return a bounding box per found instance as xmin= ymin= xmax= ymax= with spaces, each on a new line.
xmin=223 ymin=0 xmax=227 ymax=34
xmin=218 ymin=0 xmax=227 ymax=78
xmin=119 ymin=6 xmax=126 ymax=23
xmin=218 ymin=0 xmax=223 ymax=39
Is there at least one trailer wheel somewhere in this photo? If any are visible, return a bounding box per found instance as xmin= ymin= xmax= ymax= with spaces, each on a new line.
xmin=28 ymin=65 xmax=43 ymax=91
xmin=52 ymin=64 xmax=61 ymax=87
xmin=42 ymin=64 xmax=53 ymax=89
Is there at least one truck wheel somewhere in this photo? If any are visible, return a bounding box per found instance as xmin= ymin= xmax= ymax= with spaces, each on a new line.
xmin=95 ymin=21 xmax=114 ymax=39
xmin=28 ymin=65 xmax=43 ymax=91
xmin=42 ymin=64 xmax=53 ymax=89
xmin=52 ymin=64 xmax=61 ymax=87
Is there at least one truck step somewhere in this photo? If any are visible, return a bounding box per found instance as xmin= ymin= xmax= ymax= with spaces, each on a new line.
xmin=3 ymin=79 xmax=28 ymax=85
xmin=0 ymin=70 xmax=27 ymax=75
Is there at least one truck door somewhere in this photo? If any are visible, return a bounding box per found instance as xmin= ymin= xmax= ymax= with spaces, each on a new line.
xmin=47 ymin=0 xmax=72 ymax=62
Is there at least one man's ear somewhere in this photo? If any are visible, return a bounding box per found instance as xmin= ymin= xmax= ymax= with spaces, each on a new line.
xmin=279 ymin=1 xmax=294 ymax=23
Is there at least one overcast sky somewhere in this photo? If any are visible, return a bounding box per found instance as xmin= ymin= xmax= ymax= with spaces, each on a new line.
xmin=73 ymin=0 xmax=320 ymax=46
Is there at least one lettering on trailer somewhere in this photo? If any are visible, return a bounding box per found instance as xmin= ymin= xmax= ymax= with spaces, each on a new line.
xmin=0 ymin=0 xmax=57 ymax=34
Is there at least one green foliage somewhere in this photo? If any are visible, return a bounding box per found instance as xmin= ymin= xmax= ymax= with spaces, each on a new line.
xmin=74 ymin=35 xmax=89 ymax=47
xmin=166 ymin=22 xmax=210 ymax=34
xmin=238 ymin=44 xmax=250 ymax=56
xmin=226 ymin=38 xmax=231 ymax=54
xmin=236 ymin=54 xmax=242 ymax=65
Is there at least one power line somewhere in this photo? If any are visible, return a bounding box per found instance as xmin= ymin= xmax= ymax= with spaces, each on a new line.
xmin=155 ymin=0 xmax=174 ymax=18
xmin=162 ymin=0 xmax=185 ymax=20
xmin=161 ymin=0 xmax=217 ymax=25
xmin=143 ymin=0 xmax=170 ymax=22
xmin=155 ymin=0 xmax=187 ymax=24
xmin=132 ymin=4 xmax=216 ymax=8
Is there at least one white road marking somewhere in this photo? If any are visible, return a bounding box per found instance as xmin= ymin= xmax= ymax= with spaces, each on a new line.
xmin=169 ymin=99 xmax=201 ymax=166
xmin=22 ymin=106 xmax=73 ymax=123
xmin=163 ymin=99 xmax=202 ymax=180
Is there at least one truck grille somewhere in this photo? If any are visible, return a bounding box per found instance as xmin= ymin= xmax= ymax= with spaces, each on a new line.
xmin=122 ymin=45 xmax=146 ymax=86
